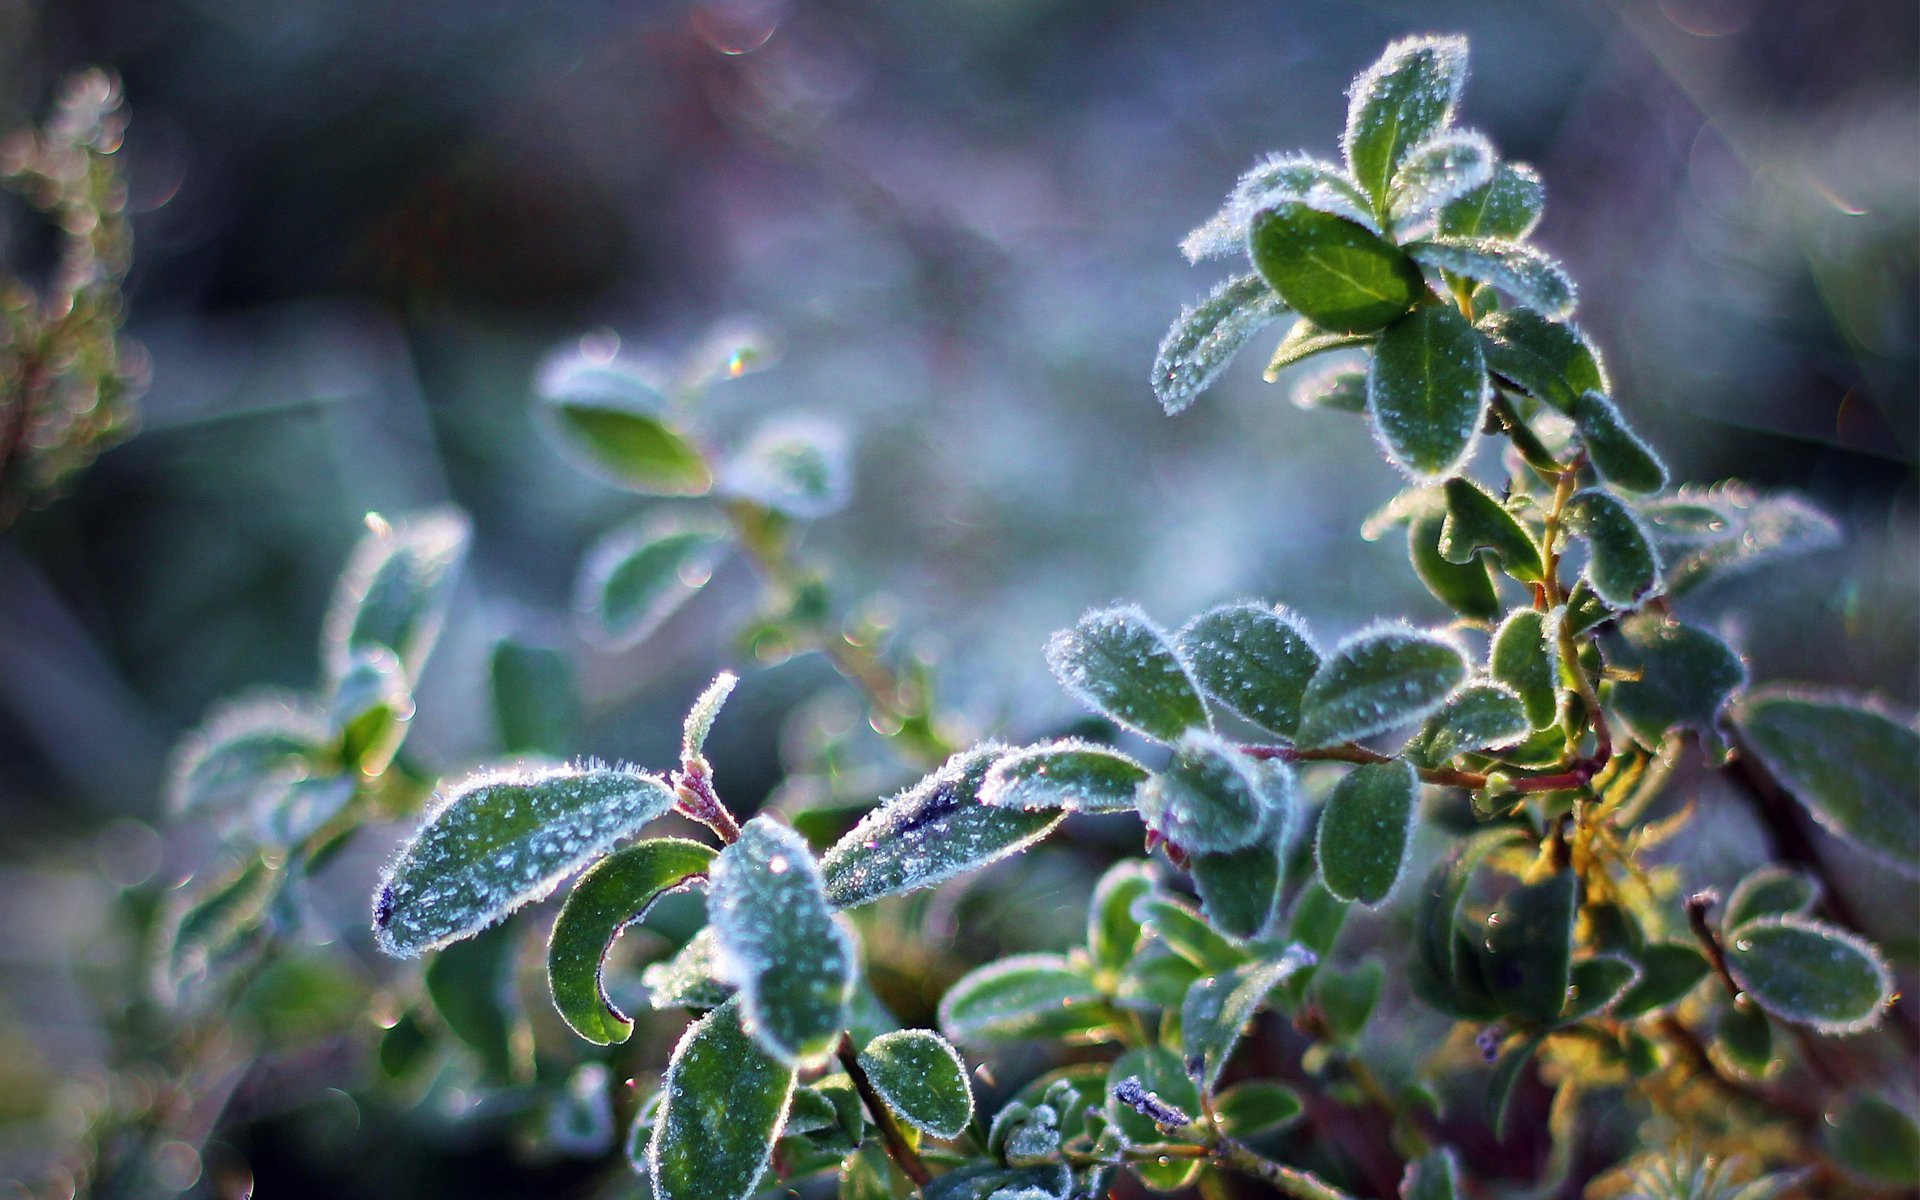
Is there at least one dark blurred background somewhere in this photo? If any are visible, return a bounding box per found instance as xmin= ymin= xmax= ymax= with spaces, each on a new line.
xmin=0 ymin=0 xmax=1913 ymax=1194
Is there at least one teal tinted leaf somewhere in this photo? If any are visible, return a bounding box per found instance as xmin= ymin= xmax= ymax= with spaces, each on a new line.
xmin=1183 ymin=153 xmax=1378 ymax=262
xmin=1342 ymin=35 xmax=1470 ymax=205
xmin=1316 ymin=760 xmax=1418 ymax=905
xmin=167 ymin=692 xmax=327 ymax=817
xmin=1295 ymin=625 xmax=1469 ymax=748
xmin=1438 ymin=162 xmax=1545 ymax=240
xmin=648 ymin=999 xmax=797 ymax=1200
xmin=1248 ymin=202 xmax=1424 ymax=333
xmin=711 ymin=816 xmax=855 ymax=1065
xmin=1089 ymin=861 xmax=1156 ymax=978
xmin=1559 ymin=956 xmax=1639 ymax=1024
xmin=1135 ymin=892 xmax=1249 ymax=976
xmin=1724 ymin=865 xmax=1820 ymax=930
xmin=1724 ymin=916 xmax=1893 ymax=1034
xmin=1263 ymin=319 xmax=1374 ymax=380
xmin=722 ymin=417 xmax=851 ymax=520
xmin=1152 ymin=274 xmax=1289 ymax=414
xmin=1400 ymin=1147 xmax=1463 ymax=1200
xmin=979 ymin=740 xmax=1148 ymax=814
xmin=1409 ymin=510 xmax=1499 ymax=621
xmin=1136 ymin=730 xmax=1267 ymax=854
xmin=924 ymin=1164 xmax=1071 ymax=1200
xmin=642 ymin=928 xmax=733 ymax=1011
xmin=1482 ymin=872 xmax=1576 ymax=1024
xmin=1311 ymin=961 xmax=1384 ymax=1043
xmin=1387 ymin=131 xmax=1495 ymax=229
xmin=938 ymin=953 xmax=1114 ymax=1043
xmin=1565 ymin=488 xmax=1662 ymax=607
xmin=537 ymin=354 xmax=711 ymax=496
xmin=1177 ymin=602 xmax=1320 ymax=739
xmin=1717 ymin=1000 xmax=1773 ymax=1076
xmin=330 ymin=645 xmax=411 ymax=773
xmin=1826 ymin=1094 xmax=1920 ymax=1189
xmin=1045 ymin=605 xmax=1209 ymax=743
xmin=1571 ymin=392 xmax=1666 ymax=494
xmin=1290 ymin=363 xmax=1369 ymax=412
xmin=375 ymin=764 xmax=678 ymax=957
xmin=1734 ymin=690 xmax=1919 ymax=879
xmin=1406 ymin=239 xmax=1575 ymax=318
xmin=821 ymin=745 xmax=1063 ymax=909
xmin=1440 ymin=477 xmax=1544 ymax=579
xmin=575 ymin=515 xmax=729 ymax=650
xmin=1116 ymin=944 xmax=1205 ymax=1010
xmin=1477 ymin=309 xmax=1607 ymax=412
xmin=156 ymin=855 xmax=282 ymax=1003
xmin=425 ymin=921 xmax=527 ymax=1082
xmin=1182 ymin=949 xmax=1316 ymax=1090
xmin=990 ymin=1099 xmax=1062 ymax=1165
xmin=1641 ymin=485 xmax=1841 ymax=598
xmin=1191 ymin=829 xmax=1284 ymax=939
xmin=1485 ymin=1034 xmax=1544 ymax=1140
xmin=1609 ymin=615 xmax=1746 ymax=760
xmin=1367 ymin=304 xmax=1488 ymax=481
xmin=1417 ymin=683 xmax=1528 ymax=763
xmin=491 ymin=638 xmax=577 ymax=759
xmin=547 ymin=838 xmax=715 ymax=1044
xmin=1612 ymin=943 xmax=1709 ymax=1018
xmin=681 ymin=671 xmax=738 ymax=762
xmin=546 ymin=1063 xmax=616 ymax=1157
xmin=322 ymin=507 xmax=470 ymax=683
xmin=1563 ymin=579 xmax=1612 ymax=637
xmin=255 ymin=774 xmax=358 ymax=848
xmin=858 ymin=1029 xmax=973 ymax=1138
xmin=1214 ymin=1081 xmax=1304 ymax=1138
xmin=1490 ymin=609 xmax=1558 ymax=730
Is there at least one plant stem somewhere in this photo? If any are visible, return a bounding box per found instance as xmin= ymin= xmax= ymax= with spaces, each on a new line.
xmin=672 ymin=762 xmax=742 ymax=844
xmin=1244 ymin=742 xmax=1487 ymax=789
xmin=1684 ymin=891 xmax=1744 ymax=1004
xmin=836 ymin=1033 xmax=931 ymax=1185
xmin=1207 ymin=1135 xmax=1360 ymax=1200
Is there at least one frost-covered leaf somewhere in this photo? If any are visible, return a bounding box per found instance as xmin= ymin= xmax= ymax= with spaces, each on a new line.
xmin=938 ymin=953 xmax=1114 ymax=1043
xmin=1191 ymin=798 xmax=1289 ymax=938
xmin=1116 ymin=944 xmax=1203 ymax=1011
xmin=925 ymin=1164 xmax=1071 ymax=1200
xmin=1177 ymin=602 xmax=1320 ymax=739
xmin=1215 ymin=1081 xmax=1304 ymax=1139
xmin=1248 ymin=202 xmax=1424 ymax=334
xmin=1367 ymin=304 xmax=1488 ymax=481
xmin=575 ymin=515 xmax=730 ymax=650
xmin=1482 ymin=872 xmax=1577 ymax=1024
xmin=156 ymin=855 xmax=282 ymax=1004
xmin=857 ymin=1029 xmax=973 ymax=1138
xmin=1571 ymin=392 xmax=1666 ymax=494
xmin=547 ymin=838 xmax=715 ymax=1044
xmin=721 ymin=417 xmax=851 ymax=520
xmin=1182 ymin=153 xmax=1378 ymax=262
xmin=1639 ymin=485 xmax=1841 ymax=598
xmin=1437 ymin=162 xmax=1545 ymax=240
xmin=1566 ymin=488 xmax=1662 ymax=607
xmin=648 ymin=999 xmax=797 ymax=1200
xmin=1416 ymin=682 xmax=1528 ymax=763
xmin=643 ymin=928 xmax=733 ymax=1011
xmin=1559 ymin=955 xmax=1640 ymax=1024
xmin=1388 ymin=131 xmax=1495 ymax=229
xmin=821 ymin=745 xmax=1063 ymax=909
xmin=1134 ymin=891 xmax=1250 ymax=976
xmin=979 ymin=740 xmax=1148 ymax=813
xmin=425 ymin=921 xmax=528 ymax=1083
xmin=682 ymin=671 xmax=738 ymax=762
xmin=1406 ymin=238 xmax=1575 ymax=318
xmin=1294 ymin=625 xmax=1469 ymax=748
xmin=1089 ymin=860 xmax=1155 ymax=978
xmin=330 ymin=645 xmax=412 ymax=774
xmin=1409 ymin=509 xmax=1499 ymax=621
xmin=1491 ymin=608 xmax=1559 ymax=730
xmin=1181 ymin=948 xmax=1316 ymax=1089
xmin=1734 ymin=690 xmax=1919 ymax=878
xmin=491 ymin=638 xmax=577 ymax=759
xmin=1152 ymin=274 xmax=1288 ymax=414
xmin=1316 ymin=760 xmax=1417 ymax=905
xmin=1724 ymin=865 xmax=1820 ymax=930
xmin=167 ymin=692 xmax=328 ymax=817
xmin=1724 ymin=916 xmax=1892 ymax=1034
xmin=711 ymin=816 xmax=855 ymax=1066
xmin=374 ymin=763 xmax=678 ymax=957
xmin=537 ymin=352 xmax=711 ymax=496
xmin=322 ymin=507 xmax=470 ymax=683
xmin=1343 ymin=35 xmax=1470 ymax=205
xmin=1045 ymin=605 xmax=1209 ymax=743
xmin=1263 ymin=320 xmax=1374 ymax=380
xmin=1477 ymin=308 xmax=1607 ymax=412
xmin=254 ymin=773 xmax=359 ymax=847
xmin=1826 ymin=1094 xmax=1920 ymax=1189
xmin=1608 ymin=615 xmax=1745 ymax=760
xmin=1440 ymin=477 xmax=1543 ymax=580
xmin=1612 ymin=943 xmax=1709 ymax=1018
xmin=1135 ymin=730 xmax=1268 ymax=854
xmin=1290 ymin=363 xmax=1369 ymax=412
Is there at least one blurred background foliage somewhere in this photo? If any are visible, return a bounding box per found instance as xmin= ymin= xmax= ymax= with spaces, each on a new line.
xmin=0 ymin=0 xmax=1912 ymax=1195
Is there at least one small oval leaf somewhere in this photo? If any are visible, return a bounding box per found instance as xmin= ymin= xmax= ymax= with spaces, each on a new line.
xmin=1264 ymin=319 xmax=1374 ymax=381
xmin=1045 ymin=605 xmax=1209 ymax=743
xmin=575 ymin=515 xmax=730 ymax=650
xmin=858 ymin=1029 xmax=974 ymax=1138
xmin=1406 ymin=238 xmax=1575 ymax=318
xmin=1387 ymin=131 xmax=1495 ymax=230
xmin=1416 ymin=682 xmax=1529 ymax=764
xmin=721 ymin=417 xmax=851 ymax=520
xmin=1316 ymin=759 xmax=1418 ymax=905
xmin=1177 ymin=602 xmax=1321 ymax=739
xmin=538 ymin=358 xmax=711 ymax=496
xmin=1438 ymin=162 xmax=1545 ymax=240
xmin=938 ymin=953 xmax=1114 ymax=1044
xmin=1367 ymin=304 xmax=1489 ymax=482
xmin=1248 ymin=202 xmax=1424 ymax=333
xmin=1565 ymin=488 xmax=1662 ymax=607
xmin=1723 ymin=865 xmax=1821 ymax=930
xmin=322 ymin=507 xmax=471 ymax=684
xmin=1295 ymin=625 xmax=1469 ymax=748
xmin=1724 ymin=916 xmax=1892 ymax=1034
xmin=1152 ymin=274 xmax=1289 ymax=414
xmin=648 ymin=999 xmax=797 ymax=1200
xmin=1609 ymin=615 xmax=1746 ymax=761
xmin=980 ymin=740 xmax=1148 ymax=813
xmin=1409 ymin=509 xmax=1500 ymax=621
xmin=1136 ymin=730 xmax=1269 ymax=854
xmin=1343 ymin=35 xmax=1469 ymax=205
xmin=1571 ymin=391 xmax=1666 ymax=494
xmin=1490 ymin=608 xmax=1559 ymax=730
xmin=1181 ymin=949 xmax=1316 ymax=1090
xmin=1440 ymin=477 xmax=1543 ymax=580
xmin=1476 ymin=309 xmax=1607 ymax=412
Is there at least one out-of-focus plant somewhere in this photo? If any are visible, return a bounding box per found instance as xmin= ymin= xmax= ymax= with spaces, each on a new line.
xmin=133 ymin=34 xmax=1918 ymax=1200
xmin=0 ymin=69 xmax=145 ymax=528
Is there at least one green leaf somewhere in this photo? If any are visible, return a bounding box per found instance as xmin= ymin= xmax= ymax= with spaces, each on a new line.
xmin=491 ymin=638 xmax=577 ymax=759
xmin=1191 ymin=826 xmax=1285 ymax=939
xmin=156 ymin=855 xmax=283 ymax=1003
xmin=1290 ymin=363 xmax=1369 ymax=412
xmin=167 ymin=692 xmax=328 ymax=818
xmin=1294 ymin=624 xmax=1469 ymax=748
xmin=1115 ymin=944 xmax=1204 ymax=1010
xmin=1485 ymin=1034 xmax=1544 ymax=1140
xmin=1214 ymin=1081 xmax=1304 ymax=1138
xmin=1438 ymin=162 xmax=1545 ymax=240
xmin=1183 ymin=153 xmax=1379 ymax=262
xmin=576 ymin=515 xmax=730 ymax=649
xmin=1152 ymin=274 xmax=1289 ymax=414
xmin=1565 ymin=488 xmax=1662 ymax=607
xmin=375 ymin=764 xmax=679 ymax=957
xmin=1609 ymin=615 xmax=1746 ymax=761
xmin=538 ymin=355 xmax=711 ymax=496
xmin=979 ymin=740 xmax=1148 ymax=814
xmin=1440 ymin=477 xmax=1544 ymax=580
xmin=857 ymin=1029 xmax=973 ymax=1138
xmin=1490 ymin=608 xmax=1558 ymax=730
xmin=1409 ymin=510 xmax=1499 ymax=621
xmin=1482 ymin=872 xmax=1577 ymax=1024
xmin=1387 ymin=131 xmax=1495 ymax=229
xmin=1105 ymin=1044 xmax=1201 ymax=1147
xmin=722 ymin=417 xmax=850 ymax=519
xmin=547 ymin=838 xmax=716 ymax=1044
xmin=1177 ymin=602 xmax=1321 ymax=739
xmin=1044 ymin=605 xmax=1209 ymax=744
xmin=647 ymin=999 xmax=797 ymax=1200
xmin=1367 ymin=304 xmax=1488 ymax=481
xmin=330 ymin=645 xmax=411 ymax=776
xmin=1415 ymin=682 xmax=1528 ymax=764
xmin=1343 ymin=35 xmax=1469 ymax=206
xmin=1311 ymin=961 xmax=1385 ymax=1043
xmin=1723 ymin=865 xmax=1820 ymax=930
xmin=1410 ymin=833 xmax=1519 ymax=1021
xmin=1263 ymin=319 xmax=1374 ymax=381
xmin=821 ymin=745 xmax=1063 ymax=909
xmin=710 ymin=816 xmax=855 ymax=1065
xmin=1182 ymin=950 xmax=1316 ymax=1090
xmin=1716 ymin=1000 xmax=1773 ymax=1077
xmin=1558 ymin=956 xmax=1640 ymax=1024
xmin=938 ymin=953 xmax=1115 ymax=1043
xmin=1640 ymin=485 xmax=1841 ymax=598
xmin=1611 ymin=943 xmax=1709 ymax=1018
xmin=681 ymin=671 xmax=738 ymax=762
xmin=1724 ymin=915 xmax=1892 ymax=1034
xmin=1316 ymin=760 xmax=1418 ymax=905
xmin=1089 ymin=860 xmax=1156 ymax=978
xmin=322 ymin=507 xmax=470 ymax=684
xmin=1135 ymin=892 xmax=1249 ymax=976
xmin=642 ymin=929 xmax=734 ymax=1011
xmin=1400 ymin=1147 xmax=1463 ymax=1200
xmin=1477 ymin=309 xmax=1607 ymax=412
xmin=1406 ymin=238 xmax=1575 ymax=318
xmin=1563 ymin=579 xmax=1612 ymax=637
xmin=1248 ymin=202 xmax=1424 ymax=334
xmin=1136 ymin=730 xmax=1268 ymax=854
xmin=1826 ymin=1094 xmax=1920 ymax=1189
xmin=1734 ymin=690 xmax=1919 ymax=879
xmin=1570 ymin=392 xmax=1666 ymax=494
xmin=425 ymin=920 xmax=528 ymax=1083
